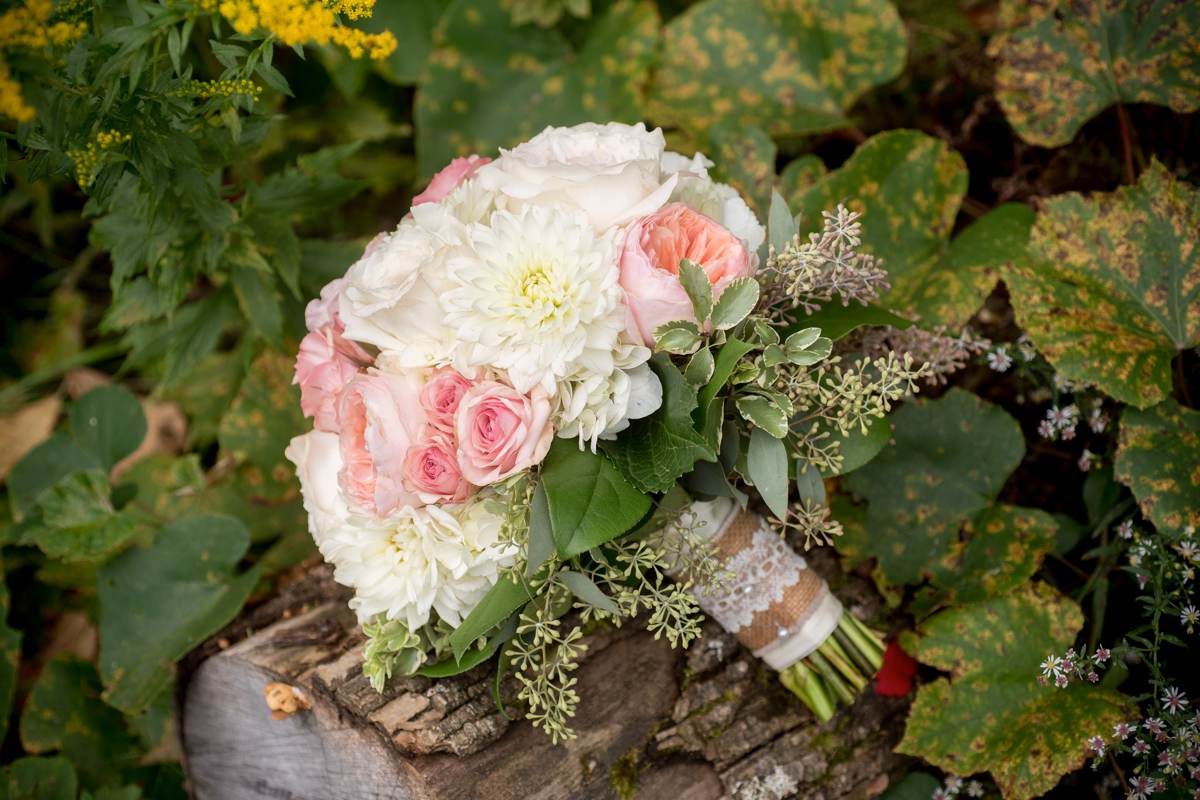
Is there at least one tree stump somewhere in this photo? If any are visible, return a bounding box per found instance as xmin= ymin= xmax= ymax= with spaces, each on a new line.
xmin=179 ymin=552 xmax=912 ymax=800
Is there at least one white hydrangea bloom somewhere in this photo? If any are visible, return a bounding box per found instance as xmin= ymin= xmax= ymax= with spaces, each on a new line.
xmin=444 ymin=203 xmax=626 ymax=394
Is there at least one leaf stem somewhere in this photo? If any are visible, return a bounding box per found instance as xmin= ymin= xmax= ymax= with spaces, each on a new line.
xmin=1115 ymin=103 xmax=1136 ymax=185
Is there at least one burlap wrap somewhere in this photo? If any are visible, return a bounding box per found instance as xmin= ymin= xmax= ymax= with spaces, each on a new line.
xmin=684 ymin=500 xmax=843 ymax=670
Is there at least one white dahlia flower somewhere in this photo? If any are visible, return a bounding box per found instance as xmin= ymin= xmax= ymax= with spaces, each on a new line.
xmin=444 ymin=203 xmax=627 ymax=394
xmin=476 ymin=121 xmax=676 ymax=231
xmin=554 ymin=345 xmax=663 ymax=449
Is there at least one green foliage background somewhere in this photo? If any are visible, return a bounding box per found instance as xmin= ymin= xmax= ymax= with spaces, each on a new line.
xmin=1 ymin=0 xmax=1198 ymax=798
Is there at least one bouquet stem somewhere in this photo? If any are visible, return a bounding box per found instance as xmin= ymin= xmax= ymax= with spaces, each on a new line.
xmin=779 ymin=613 xmax=885 ymax=721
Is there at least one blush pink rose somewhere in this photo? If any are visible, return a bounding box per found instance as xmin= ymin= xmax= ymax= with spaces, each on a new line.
xmin=618 ymin=202 xmax=752 ymax=346
xmin=420 ymin=367 xmax=473 ymax=435
xmin=455 ymin=381 xmax=553 ymax=485
xmin=294 ymin=330 xmax=364 ymax=432
xmin=403 ymin=434 xmax=474 ymax=504
xmin=337 ymin=372 xmax=427 ymax=515
xmin=412 ymin=155 xmax=491 ymax=206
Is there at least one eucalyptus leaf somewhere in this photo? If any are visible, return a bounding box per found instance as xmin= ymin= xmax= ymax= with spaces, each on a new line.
xmin=448 ymin=575 xmax=532 ymax=660
xmin=559 ymin=571 xmax=620 ymax=614
xmin=795 ymin=462 xmax=826 ymax=507
xmin=747 ymin=428 xmax=789 ymax=520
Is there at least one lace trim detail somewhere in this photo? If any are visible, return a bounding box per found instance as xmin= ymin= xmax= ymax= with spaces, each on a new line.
xmin=697 ymin=520 xmax=805 ymax=633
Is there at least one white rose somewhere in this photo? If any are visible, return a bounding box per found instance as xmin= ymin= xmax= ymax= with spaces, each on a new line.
xmin=284 ymin=430 xmax=350 ymax=546
xmin=661 ymin=150 xmax=714 ymax=179
xmin=476 ymin=122 xmax=677 ymax=231
xmin=672 ymin=174 xmax=766 ymax=255
xmin=338 ymin=217 xmax=456 ymax=368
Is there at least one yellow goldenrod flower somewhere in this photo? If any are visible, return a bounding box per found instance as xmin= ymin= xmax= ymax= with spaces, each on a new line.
xmin=175 ymin=78 xmax=264 ymax=99
xmin=68 ymin=128 xmax=132 ymax=188
xmin=0 ymin=0 xmax=87 ymax=121
xmin=210 ymin=0 xmax=396 ymax=60
xmin=0 ymin=58 xmax=34 ymax=122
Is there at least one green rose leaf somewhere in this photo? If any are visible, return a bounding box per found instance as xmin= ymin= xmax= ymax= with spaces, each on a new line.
xmin=19 ymin=657 xmax=141 ymax=788
xmin=988 ymin=0 xmax=1200 ymax=148
xmin=448 ymin=575 xmax=531 ymax=661
xmin=898 ymin=582 xmax=1135 ymax=800
xmin=649 ymin=0 xmax=906 ymax=138
xmin=796 ymin=131 xmax=1034 ymax=326
xmin=415 ymin=0 xmax=659 ymax=177
xmin=1 ymin=757 xmax=78 ymax=800
xmin=68 ymin=385 xmax=147 ymax=471
xmin=1115 ymin=399 xmax=1200 ymax=533
xmin=787 ymin=302 xmax=912 ymax=342
xmin=27 ymin=470 xmax=145 ymax=563
xmin=98 ymin=514 xmax=260 ymax=713
xmin=913 ymin=504 xmax=1059 ymax=617
xmin=542 ymin=439 xmax=652 ymax=558
xmin=844 ymin=389 xmax=1025 ymax=586
xmin=1006 ymin=161 xmax=1200 ymax=407
xmin=603 ymin=357 xmax=717 ymax=493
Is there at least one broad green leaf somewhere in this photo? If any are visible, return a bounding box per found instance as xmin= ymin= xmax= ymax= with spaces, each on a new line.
xmin=844 ymin=389 xmax=1024 ymax=586
xmin=797 ymin=132 xmax=1033 ymax=326
xmin=787 ymin=302 xmax=912 ymax=341
xmin=706 ymin=122 xmax=776 ymax=214
xmin=28 ymin=470 xmax=144 ymax=563
xmin=7 ymin=434 xmax=102 ymax=518
xmin=735 ymin=394 xmax=788 ymax=438
xmin=542 ymin=440 xmax=652 ymax=557
xmin=161 ymin=290 xmax=238 ymax=388
xmin=230 ymin=263 xmax=283 ymax=343
xmin=678 ymin=260 xmax=713 ymax=323
xmin=559 ymin=571 xmax=620 ymax=614
xmin=68 ymin=385 xmax=146 ymax=470
xmin=2 ymin=757 xmax=77 ymax=800
xmin=819 ymin=414 xmax=891 ymax=477
xmin=448 ymin=575 xmax=531 ymax=660
xmin=779 ymin=154 xmax=826 ymax=203
xmin=913 ymin=504 xmax=1059 ymax=617
xmin=988 ymin=0 xmax=1200 ymax=148
xmin=746 ymin=428 xmax=788 ymax=520
xmin=98 ymin=514 xmax=260 ymax=713
xmin=898 ymin=582 xmax=1135 ymax=800
xmin=649 ymin=0 xmax=906 ymax=137
xmin=357 ymin=0 xmax=445 ymax=85
xmin=1115 ymin=399 xmax=1200 ymax=533
xmin=1006 ymin=162 xmax=1199 ymax=408
xmin=19 ymin=657 xmax=141 ymax=788
xmin=415 ymin=0 xmax=660 ymax=177
xmin=711 ymin=277 xmax=759 ymax=330
xmin=603 ymin=357 xmax=717 ymax=494
xmin=879 ymin=772 xmax=941 ymax=800
xmin=217 ymin=350 xmax=306 ymax=503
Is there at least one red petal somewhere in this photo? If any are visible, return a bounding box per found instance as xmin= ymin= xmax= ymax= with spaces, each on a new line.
xmin=874 ymin=640 xmax=918 ymax=697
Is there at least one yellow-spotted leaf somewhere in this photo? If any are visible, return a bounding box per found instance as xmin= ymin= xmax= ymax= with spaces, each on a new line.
xmin=988 ymin=0 xmax=1200 ymax=148
xmin=1115 ymin=399 xmax=1200 ymax=533
xmin=649 ymin=0 xmax=906 ymax=138
xmin=899 ymin=582 xmax=1135 ymax=800
xmin=1005 ymin=161 xmax=1200 ymax=408
xmin=414 ymin=0 xmax=659 ymax=177
xmin=795 ymin=130 xmax=1033 ymax=326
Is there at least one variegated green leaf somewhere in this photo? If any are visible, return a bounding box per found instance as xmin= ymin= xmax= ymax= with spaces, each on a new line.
xmin=1115 ymin=399 xmax=1200 ymax=533
xmin=415 ymin=0 xmax=659 ymax=177
xmin=649 ymin=0 xmax=906 ymax=138
xmin=1005 ymin=161 xmax=1200 ymax=408
xmin=988 ymin=0 xmax=1200 ymax=148
xmin=899 ymin=582 xmax=1135 ymax=800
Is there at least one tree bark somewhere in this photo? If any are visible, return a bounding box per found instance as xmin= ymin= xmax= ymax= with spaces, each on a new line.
xmin=179 ymin=552 xmax=912 ymax=800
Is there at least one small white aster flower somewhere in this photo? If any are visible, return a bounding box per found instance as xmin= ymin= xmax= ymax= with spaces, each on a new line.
xmin=1052 ymin=373 xmax=1074 ymax=392
xmin=1016 ymin=334 xmax=1037 ymax=362
xmin=1164 ymin=687 xmax=1189 ymax=714
xmin=1094 ymin=645 xmax=1111 ymax=664
xmin=1180 ymin=604 xmax=1199 ymax=629
xmin=987 ymin=347 xmax=1013 ymax=372
xmin=1128 ymin=775 xmax=1157 ymax=799
xmin=1088 ymin=735 xmax=1106 ymax=756
xmin=1177 ymin=540 xmax=1199 ymax=563
xmin=1055 ymin=673 xmax=1069 ymax=688
xmin=1038 ymin=419 xmax=1057 ymax=439
xmin=1145 ymin=717 xmax=1166 ymax=736
xmin=445 ymin=203 xmax=625 ymax=395
xmin=1118 ymin=520 xmax=1135 ymax=539
xmin=965 ymin=781 xmax=984 ymax=798
xmin=1040 ymin=654 xmax=1063 ymax=679
xmin=1133 ymin=740 xmax=1151 ymax=756
xmin=932 ymin=790 xmax=950 ymax=800
xmin=944 ymin=776 xmax=963 ymax=793
xmin=1078 ymin=450 xmax=1094 ymax=472
xmin=1114 ymin=722 xmax=1133 ymax=740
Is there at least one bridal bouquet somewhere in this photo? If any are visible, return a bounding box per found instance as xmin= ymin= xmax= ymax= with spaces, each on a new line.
xmin=286 ymin=121 xmax=928 ymax=740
